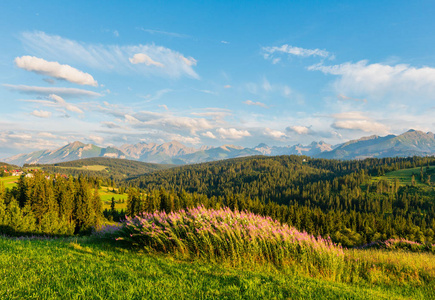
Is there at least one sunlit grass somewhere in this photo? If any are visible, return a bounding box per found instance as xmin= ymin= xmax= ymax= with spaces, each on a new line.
xmin=0 ymin=176 xmax=18 ymax=189
xmin=107 ymin=206 xmax=435 ymax=294
xmin=1 ymin=236 xmax=433 ymax=299
xmin=381 ymin=167 xmax=434 ymax=187
xmin=99 ymin=187 xmax=127 ymax=211
xmin=57 ymin=165 xmax=108 ymax=172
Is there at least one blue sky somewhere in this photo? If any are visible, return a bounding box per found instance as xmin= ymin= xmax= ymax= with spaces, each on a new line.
xmin=1 ymin=0 xmax=435 ymax=158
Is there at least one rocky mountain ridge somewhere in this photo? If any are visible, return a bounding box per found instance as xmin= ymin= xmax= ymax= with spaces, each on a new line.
xmin=4 ymin=129 xmax=435 ymax=166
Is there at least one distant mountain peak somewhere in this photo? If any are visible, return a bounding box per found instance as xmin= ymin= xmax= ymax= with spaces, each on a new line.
xmin=319 ymin=129 xmax=435 ymax=160
xmin=255 ymin=143 xmax=269 ymax=148
xmin=4 ymin=129 xmax=434 ymax=166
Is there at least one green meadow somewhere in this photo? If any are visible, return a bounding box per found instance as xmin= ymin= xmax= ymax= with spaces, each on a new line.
xmin=100 ymin=187 xmax=128 ymax=211
xmin=382 ymin=167 xmax=434 ymax=187
xmin=57 ymin=165 xmax=109 ymax=172
xmin=368 ymin=166 xmax=435 ymax=190
xmin=1 ymin=236 xmax=434 ymax=300
xmin=0 ymin=176 xmax=19 ymax=189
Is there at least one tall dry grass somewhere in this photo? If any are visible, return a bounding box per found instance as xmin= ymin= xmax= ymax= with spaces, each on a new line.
xmin=105 ymin=206 xmax=435 ymax=286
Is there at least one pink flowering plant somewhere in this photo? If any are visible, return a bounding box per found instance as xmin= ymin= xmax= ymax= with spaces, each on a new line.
xmin=114 ymin=206 xmax=345 ymax=277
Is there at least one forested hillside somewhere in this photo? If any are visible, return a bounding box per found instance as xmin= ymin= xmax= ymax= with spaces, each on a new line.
xmin=0 ymin=162 xmax=18 ymax=171
xmin=31 ymin=157 xmax=173 ymax=181
xmin=2 ymin=155 xmax=435 ymax=247
xmin=127 ymin=155 xmax=435 ymax=247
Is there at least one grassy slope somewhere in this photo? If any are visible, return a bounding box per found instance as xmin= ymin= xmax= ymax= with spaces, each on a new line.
xmin=1 ymin=237 xmax=433 ymax=300
xmin=382 ymin=167 xmax=434 ymax=186
xmin=100 ymin=187 xmax=128 ymax=211
xmin=37 ymin=157 xmax=174 ymax=179
xmin=57 ymin=165 xmax=109 ymax=171
xmin=0 ymin=176 xmax=19 ymax=189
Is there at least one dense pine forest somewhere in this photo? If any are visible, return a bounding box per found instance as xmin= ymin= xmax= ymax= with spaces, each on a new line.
xmin=1 ymin=155 xmax=435 ymax=248
xmin=28 ymin=157 xmax=172 ymax=182
xmin=126 ymin=155 xmax=435 ymax=247
xmin=0 ymin=172 xmax=102 ymax=235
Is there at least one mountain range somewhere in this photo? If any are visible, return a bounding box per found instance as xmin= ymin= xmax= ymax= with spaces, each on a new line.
xmin=3 ymin=130 xmax=435 ymax=166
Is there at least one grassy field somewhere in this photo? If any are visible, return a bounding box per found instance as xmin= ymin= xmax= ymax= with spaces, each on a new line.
xmin=368 ymin=166 xmax=435 ymax=190
xmin=57 ymin=165 xmax=109 ymax=172
xmin=100 ymin=187 xmax=128 ymax=211
xmin=0 ymin=176 xmax=19 ymax=189
xmin=383 ymin=167 xmax=433 ymax=186
xmin=0 ymin=236 xmax=433 ymax=300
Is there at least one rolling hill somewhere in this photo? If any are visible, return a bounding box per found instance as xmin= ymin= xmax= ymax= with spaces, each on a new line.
xmin=33 ymin=157 xmax=173 ymax=179
xmin=0 ymin=162 xmax=19 ymax=171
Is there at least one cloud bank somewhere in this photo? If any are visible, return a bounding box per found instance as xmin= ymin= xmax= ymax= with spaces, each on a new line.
xmin=21 ymin=31 xmax=199 ymax=79
xmin=3 ymin=84 xmax=101 ymax=98
xmin=15 ymin=56 xmax=98 ymax=86
xmin=309 ymin=60 xmax=435 ymax=99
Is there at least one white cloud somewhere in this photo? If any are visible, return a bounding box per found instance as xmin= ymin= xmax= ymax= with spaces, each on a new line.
xmin=288 ymin=125 xmax=311 ymax=135
xmin=309 ymin=60 xmax=435 ymax=99
xmin=37 ymin=132 xmax=57 ymax=139
xmin=20 ymin=31 xmax=199 ymax=79
xmin=202 ymin=131 xmax=217 ymax=139
xmin=21 ymin=94 xmax=84 ymax=115
xmin=88 ymin=135 xmax=104 ymax=144
xmin=263 ymin=44 xmax=331 ymax=59
xmin=159 ymin=104 xmax=169 ymax=110
xmin=264 ymin=128 xmax=286 ymax=139
xmin=0 ymin=130 xmax=63 ymax=156
xmin=217 ymin=128 xmax=250 ymax=139
xmin=49 ymin=94 xmax=83 ymax=114
xmin=170 ymin=135 xmax=201 ymax=145
xmin=8 ymin=133 xmax=32 ymax=140
xmin=15 ymin=56 xmax=98 ymax=86
xmin=332 ymin=120 xmax=389 ymax=133
xmin=191 ymin=108 xmax=232 ymax=121
xmin=136 ymin=115 xmax=213 ymax=135
xmin=31 ymin=110 xmax=52 ymax=118
xmin=337 ymin=94 xmax=367 ymax=103
xmin=331 ymin=111 xmax=367 ymax=120
xmin=180 ymin=56 xmax=197 ymax=67
xmin=101 ymin=121 xmax=122 ymax=129
xmin=245 ymin=79 xmax=293 ymax=100
xmin=125 ymin=114 xmax=141 ymax=124
xmin=129 ymin=53 xmax=164 ymax=67
xmin=3 ymin=84 xmax=101 ymax=98
xmin=141 ymin=89 xmax=172 ymax=102
xmin=224 ymin=85 xmax=232 ymax=89
xmin=243 ymin=100 xmax=268 ymax=108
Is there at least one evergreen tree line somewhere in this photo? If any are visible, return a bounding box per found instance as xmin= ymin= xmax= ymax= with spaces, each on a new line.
xmin=0 ymin=172 xmax=102 ymax=235
xmin=124 ymin=184 xmax=435 ymax=247
xmin=125 ymin=155 xmax=435 ymax=247
xmin=29 ymin=157 xmax=170 ymax=182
